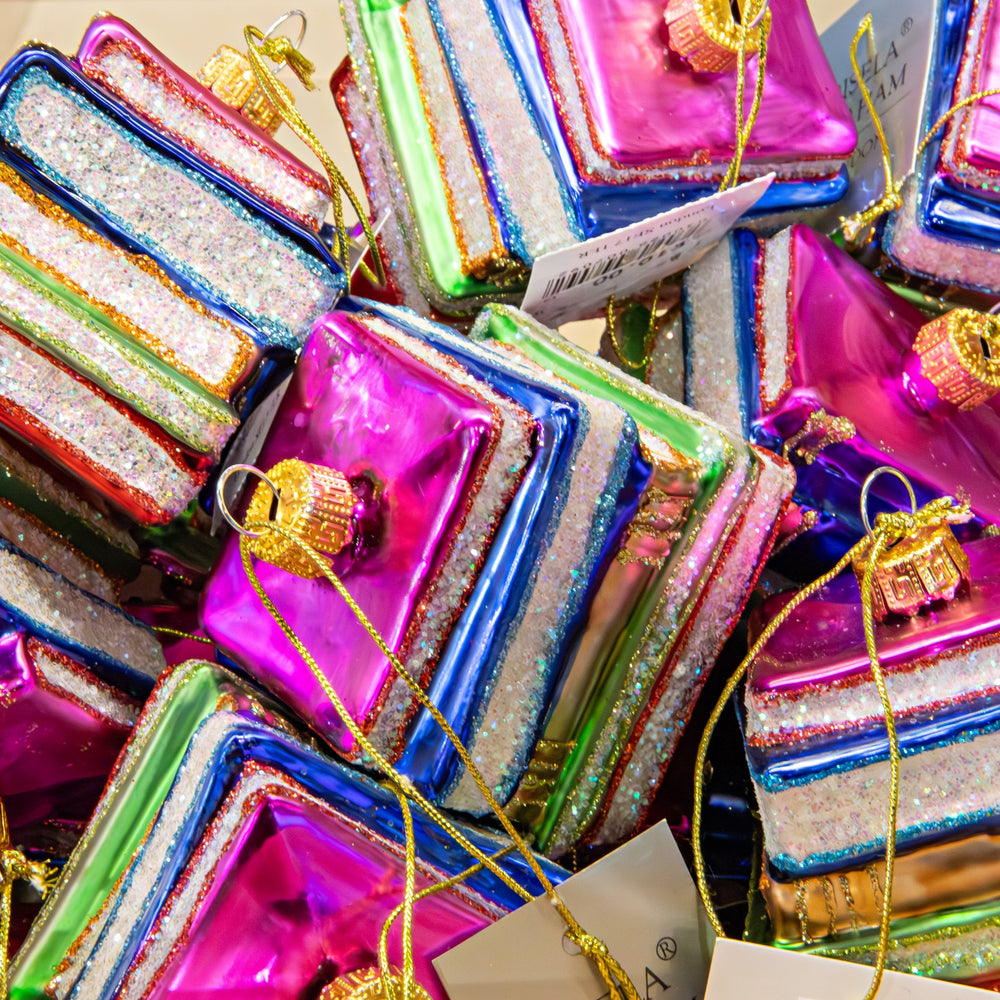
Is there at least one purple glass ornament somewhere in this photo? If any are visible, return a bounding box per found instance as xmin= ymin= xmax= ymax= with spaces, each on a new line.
xmin=528 ymin=0 xmax=856 ymax=181
xmin=755 ymin=225 xmax=1000 ymax=525
xmin=200 ymin=313 xmax=499 ymax=756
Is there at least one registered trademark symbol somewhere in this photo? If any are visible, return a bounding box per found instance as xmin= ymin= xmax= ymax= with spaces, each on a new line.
xmin=901 ymin=17 xmax=913 ymax=33
xmin=656 ymin=937 xmax=677 ymax=961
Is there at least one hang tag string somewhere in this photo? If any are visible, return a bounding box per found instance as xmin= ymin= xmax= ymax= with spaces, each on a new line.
xmin=236 ymin=518 xmax=641 ymax=1000
xmin=840 ymin=15 xmax=1000 ymax=245
xmin=243 ymin=22 xmax=386 ymax=287
xmin=691 ymin=474 xmax=970 ymax=1000
xmin=604 ymin=282 xmax=664 ymax=371
xmin=719 ymin=0 xmax=770 ymax=192
xmin=0 ymin=800 xmax=58 ymax=999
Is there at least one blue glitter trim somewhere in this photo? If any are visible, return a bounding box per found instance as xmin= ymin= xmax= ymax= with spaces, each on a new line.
xmin=426 ymin=0 xmax=584 ymax=259
xmin=753 ymin=701 xmax=1000 ymax=792
xmin=79 ymin=711 xmax=568 ymax=999
xmin=0 ymin=536 xmax=158 ymax=696
xmin=770 ymin=804 xmax=1000 ymax=878
xmin=0 ymin=64 xmax=340 ymax=349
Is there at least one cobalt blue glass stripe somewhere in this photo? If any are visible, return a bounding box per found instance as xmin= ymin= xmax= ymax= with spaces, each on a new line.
xmin=0 ymin=47 xmax=345 ymax=349
xmin=750 ymin=702 xmax=1000 ymax=793
xmin=353 ymin=299 xmax=649 ymax=799
xmin=94 ymin=716 xmax=568 ymax=998
xmin=0 ymin=536 xmax=158 ymax=697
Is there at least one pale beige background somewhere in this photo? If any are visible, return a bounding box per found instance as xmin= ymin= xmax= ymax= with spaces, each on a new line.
xmin=0 ymin=1 xmax=364 ymax=195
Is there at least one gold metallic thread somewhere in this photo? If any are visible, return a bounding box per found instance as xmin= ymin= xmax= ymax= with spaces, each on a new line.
xmin=781 ymin=409 xmax=856 ymax=465
xmin=718 ymin=0 xmax=770 ymax=192
xmin=243 ymin=25 xmax=384 ymax=285
xmin=692 ymin=482 xmax=971 ymax=1000
xmin=0 ymin=799 xmax=58 ymax=998
xmin=840 ymin=16 xmax=1000 ymax=245
xmin=237 ymin=519 xmax=640 ymax=1000
xmin=605 ymin=283 xmax=663 ymax=371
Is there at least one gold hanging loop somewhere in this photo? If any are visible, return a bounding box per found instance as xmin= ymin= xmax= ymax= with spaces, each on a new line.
xmin=691 ymin=472 xmax=972 ymax=1000
xmin=223 ymin=460 xmax=641 ymax=1000
xmin=243 ymin=22 xmax=386 ymax=286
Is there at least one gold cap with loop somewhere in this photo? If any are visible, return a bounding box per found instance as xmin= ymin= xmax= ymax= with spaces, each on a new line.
xmin=320 ymin=967 xmax=430 ymax=1000
xmin=852 ymin=467 xmax=970 ymax=620
xmin=197 ymin=10 xmax=305 ymax=135
xmin=663 ymin=0 xmax=768 ymax=74
xmin=910 ymin=308 xmax=1000 ymax=411
xmin=217 ymin=460 xmax=359 ymax=579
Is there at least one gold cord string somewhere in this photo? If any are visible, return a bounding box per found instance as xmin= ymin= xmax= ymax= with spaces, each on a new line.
xmin=691 ymin=494 xmax=969 ymax=1000
xmin=377 ymin=840 xmax=517 ymax=1000
xmin=380 ymin=784 xmax=419 ymax=1000
xmin=840 ymin=16 xmax=1000 ymax=245
xmin=719 ymin=2 xmax=771 ymax=193
xmin=605 ymin=282 xmax=662 ymax=370
xmin=152 ymin=626 xmax=214 ymax=645
xmin=0 ymin=800 xmax=57 ymax=999
xmin=242 ymin=25 xmax=385 ymax=286
xmin=237 ymin=520 xmax=640 ymax=1000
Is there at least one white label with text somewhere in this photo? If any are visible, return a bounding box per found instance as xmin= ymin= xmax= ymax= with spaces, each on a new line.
xmin=520 ymin=176 xmax=774 ymax=328
xmin=434 ymin=822 xmax=716 ymax=1000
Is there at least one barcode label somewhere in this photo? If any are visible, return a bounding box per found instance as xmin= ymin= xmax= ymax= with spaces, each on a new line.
xmin=521 ymin=175 xmax=773 ymax=328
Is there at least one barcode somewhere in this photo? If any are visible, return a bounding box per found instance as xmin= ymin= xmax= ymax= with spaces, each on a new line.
xmin=540 ymin=228 xmax=695 ymax=300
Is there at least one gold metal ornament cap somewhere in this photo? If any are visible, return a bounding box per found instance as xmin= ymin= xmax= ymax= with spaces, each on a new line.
xmin=197 ymin=44 xmax=293 ymax=135
xmin=663 ymin=0 xmax=764 ymax=73
xmin=853 ymin=524 xmax=970 ymax=620
xmin=913 ymin=309 xmax=1000 ymax=411
xmin=320 ymin=967 xmax=430 ymax=1000
xmin=246 ymin=459 xmax=358 ymax=579
xmin=852 ymin=467 xmax=971 ymax=621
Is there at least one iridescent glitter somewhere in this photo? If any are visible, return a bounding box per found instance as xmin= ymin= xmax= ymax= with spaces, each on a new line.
xmin=428 ymin=0 xmax=580 ymax=259
xmin=362 ymin=314 xmax=534 ymax=757
xmin=0 ymin=250 xmax=237 ymax=456
xmin=885 ymin=178 xmax=1000 ymax=294
xmin=759 ymin=227 xmax=793 ymax=408
xmin=758 ymin=723 xmax=1000 ymax=876
xmin=403 ymin=0 xmax=508 ymax=275
xmin=0 ymin=162 xmax=254 ymax=397
xmin=0 ymin=325 xmax=203 ymax=521
xmin=683 ymin=236 xmax=744 ymax=433
xmin=0 ymin=499 xmax=117 ymax=602
xmin=80 ymin=37 xmax=332 ymax=230
xmin=336 ymin=71 xmax=432 ymax=315
xmin=645 ymin=309 xmax=685 ymax=402
xmin=33 ymin=640 xmax=140 ymax=728
xmin=0 ymin=66 xmax=341 ymax=348
xmin=0 ymin=539 xmax=165 ymax=681
xmin=447 ymin=388 xmax=637 ymax=810
xmin=595 ymin=446 xmax=793 ymax=843
xmin=548 ymin=440 xmax=750 ymax=855
xmin=0 ymin=433 xmax=137 ymax=556
xmin=747 ymin=620 xmax=1000 ymax=749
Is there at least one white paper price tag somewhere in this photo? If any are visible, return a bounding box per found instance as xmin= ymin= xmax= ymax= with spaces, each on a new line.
xmin=434 ymin=822 xmax=715 ymax=1000
xmin=816 ymin=0 xmax=937 ymax=228
xmin=705 ymin=940 xmax=996 ymax=1000
xmin=520 ymin=176 xmax=774 ymax=328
